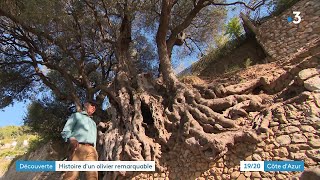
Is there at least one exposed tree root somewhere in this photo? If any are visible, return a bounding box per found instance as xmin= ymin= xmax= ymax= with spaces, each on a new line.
xmin=98 ymin=51 xmax=320 ymax=179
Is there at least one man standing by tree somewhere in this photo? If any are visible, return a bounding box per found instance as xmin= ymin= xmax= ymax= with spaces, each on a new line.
xmin=61 ymin=100 xmax=98 ymax=180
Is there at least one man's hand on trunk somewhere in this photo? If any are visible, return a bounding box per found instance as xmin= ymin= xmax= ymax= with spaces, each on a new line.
xmin=69 ymin=137 xmax=79 ymax=151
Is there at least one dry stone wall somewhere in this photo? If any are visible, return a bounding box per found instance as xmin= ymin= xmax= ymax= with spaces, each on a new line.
xmin=256 ymin=0 xmax=320 ymax=61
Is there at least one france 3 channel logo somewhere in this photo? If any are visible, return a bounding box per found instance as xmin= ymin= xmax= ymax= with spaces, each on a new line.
xmin=287 ymin=11 xmax=302 ymax=24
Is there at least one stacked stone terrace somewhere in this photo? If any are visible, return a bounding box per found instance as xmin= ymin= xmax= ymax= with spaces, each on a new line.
xmin=256 ymin=0 xmax=320 ymax=61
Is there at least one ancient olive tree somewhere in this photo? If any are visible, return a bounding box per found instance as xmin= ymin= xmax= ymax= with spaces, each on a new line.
xmin=0 ymin=0 xmax=269 ymax=179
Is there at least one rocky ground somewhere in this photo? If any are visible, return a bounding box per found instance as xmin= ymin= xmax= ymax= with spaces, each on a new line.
xmin=131 ymin=44 xmax=320 ymax=180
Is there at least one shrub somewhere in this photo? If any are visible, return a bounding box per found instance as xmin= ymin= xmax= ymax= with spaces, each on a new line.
xmin=0 ymin=159 xmax=12 ymax=175
xmin=227 ymin=64 xmax=241 ymax=73
xmin=27 ymin=136 xmax=46 ymax=153
xmin=0 ymin=149 xmax=25 ymax=159
xmin=214 ymin=34 xmax=229 ymax=49
xmin=244 ymin=58 xmax=252 ymax=68
xmin=191 ymin=34 xmax=246 ymax=74
xmin=24 ymin=100 xmax=71 ymax=140
xmin=225 ymin=17 xmax=242 ymax=41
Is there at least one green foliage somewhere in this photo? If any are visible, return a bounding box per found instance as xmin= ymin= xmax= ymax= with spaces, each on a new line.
xmin=0 ymin=0 xmax=228 ymax=110
xmin=0 ymin=128 xmax=41 ymax=175
xmin=226 ymin=64 xmax=241 ymax=73
xmin=24 ymin=100 xmax=70 ymax=140
xmin=26 ymin=136 xmax=45 ymax=153
xmin=0 ymin=159 xmax=11 ymax=175
xmin=191 ymin=34 xmax=247 ymax=75
xmin=0 ymin=126 xmax=36 ymax=143
xmin=214 ymin=34 xmax=229 ymax=49
xmin=225 ymin=17 xmax=242 ymax=40
xmin=0 ymin=125 xmax=38 ymax=168
xmin=0 ymin=69 xmax=35 ymax=109
xmin=0 ymin=149 xmax=25 ymax=159
xmin=0 ymin=126 xmax=23 ymax=140
xmin=243 ymin=58 xmax=252 ymax=68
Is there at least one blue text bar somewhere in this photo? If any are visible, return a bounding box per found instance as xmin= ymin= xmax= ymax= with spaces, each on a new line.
xmin=16 ymin=161 xmax=55 ymax=172
xmin=264 ymin=161 xmax=304 ymax=171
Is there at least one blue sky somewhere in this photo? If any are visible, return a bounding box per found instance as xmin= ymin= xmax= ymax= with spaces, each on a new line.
xmin=0 ymin=102 xmax=28 ymax=127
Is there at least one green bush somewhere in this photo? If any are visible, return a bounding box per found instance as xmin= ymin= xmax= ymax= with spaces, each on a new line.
xmin=243 ymin=58 xmax=252 ymax=68
xmin=27 ymin=136 xmax=46 ymax=153
xmin=0 ymin=149 xmax=25 ymax=159
xmin=0 ymin=160 xmax=12 ymax=175
xmin=0 ymin=126 xmax=20 ymax=139
xmin=214 ymin=34 xmax=229 ymax=49
xmin=225 ymin=17 xmax=242 ymax=40
xmin=24 ymin=100 xmax=71 ymax=140
xmin=226 ymin=64 xmax=241 ymax=73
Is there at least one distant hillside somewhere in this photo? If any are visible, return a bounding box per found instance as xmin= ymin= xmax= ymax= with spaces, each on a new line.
xmin=2 ymin=140 xmax=66 ymax=180
xmin=0 ymin=126 xmax=38 ymax=177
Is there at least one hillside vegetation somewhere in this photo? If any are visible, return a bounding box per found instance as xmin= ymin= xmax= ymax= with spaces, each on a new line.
xmin=0 ymin=126 xmax=39 ymax=176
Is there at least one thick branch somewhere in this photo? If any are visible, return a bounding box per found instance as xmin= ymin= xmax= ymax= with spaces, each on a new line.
xmin=84 ymin=0 xmax=115 ymax=44
xmin=204 ymin=0 xmax=266 ymax=11
xmin=167 ymin=1 xmax=205 ymax=52
xmin=28 ymin=52 xmax=67 ymax=101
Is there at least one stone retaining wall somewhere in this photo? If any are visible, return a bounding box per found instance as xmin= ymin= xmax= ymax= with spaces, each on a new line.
xmin=256 ymin=0 xmax=320 ymax=61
